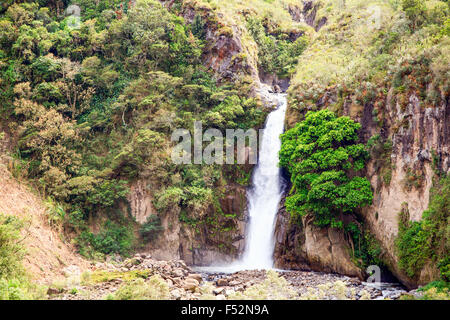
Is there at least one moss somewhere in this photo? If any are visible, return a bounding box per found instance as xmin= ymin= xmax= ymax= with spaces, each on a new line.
xmin=367 ymin=135 xmax=393 ymax=189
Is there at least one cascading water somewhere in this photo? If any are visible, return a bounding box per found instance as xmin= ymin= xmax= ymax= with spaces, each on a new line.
xmin=239 ymin=93 xmax=287 ymax=269
xmin=196 ymin=92 xmax=287 ymax=273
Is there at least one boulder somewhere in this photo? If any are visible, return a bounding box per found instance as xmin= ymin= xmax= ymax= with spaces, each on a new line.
xmin=170 ymin=289 xmax=183 ymax=300
xmin=217 ymin=278 xmax=228 ymax=286
xmin=172 ymin=269 xmax=184 ymax=278
xmin=186 ymin=274 xmax=203 ymax=283
xmin=183 ymin=278 xmax=199 ymax=292
xmin=213 ymin=287 xmax=225 ymax=295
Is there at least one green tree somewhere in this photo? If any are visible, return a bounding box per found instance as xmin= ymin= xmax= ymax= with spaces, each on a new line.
xmin=0 ymin=214 xmax=25 ymax=279
xmin=279 ymin=110 xmax=373 ymax=227
xmin=401 ymin=0 xmax=427 ymax=31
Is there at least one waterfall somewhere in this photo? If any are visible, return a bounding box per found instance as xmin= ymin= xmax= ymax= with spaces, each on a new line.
xmin=196 ymin=93 xmax=287 ymax=273
xmin=239 ymin=93 xmax=287 ymax=269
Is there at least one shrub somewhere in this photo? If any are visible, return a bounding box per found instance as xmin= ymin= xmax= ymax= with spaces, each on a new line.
xmin=396 ymin=174 xmax=449 ymax=279
xmin=0 ymin=214 xmax=25 ymax=279
xmin=112 ymin=275 xmax=170 ymax=300
xmin=0 ymin=277 xmax=46 ymax=300
xmin=0 ymin=214 xmax=46 ymax=300
xmin=246 ymin=15 xmax=308 ymax=78
xmin=139 ymin=215 xmax=163 ymax=242
xmin=78 ymin=220 xmax=135 ymax=258
xmin=279 ymin=110 xmax=373 ymax=227
xmin=401 ymin=0 xmax=427 ymax=30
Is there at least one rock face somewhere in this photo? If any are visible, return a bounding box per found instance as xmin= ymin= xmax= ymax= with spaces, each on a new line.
xmin=143 ymin=184 xmax=248 ymax=266
xmin=161 ymin=0 xmax=259 ymax=83
xmin=127 ymin=0 xmax=283 ymax=267
xmin=274 ymin=198 xmax=363 ymax=279
xmin=287 ymin=1 xmax=327 ymax=31
xmin=280 ymin=88 xmax=449 ymax=288
xmin=127 ymin=180 xmax=156 ymax=224
xmin=360 ymin=93 xmax=449 ymax=288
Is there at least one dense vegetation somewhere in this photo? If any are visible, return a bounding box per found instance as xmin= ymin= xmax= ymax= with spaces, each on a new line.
xmin=396 ymin=174 xmax=449 ymax=281
xmin=246 ymin=15 xmax=308 ymax=77
xmin=281 ymin=0 xmax=449 ymax=277
xmin=0 ymin=0 xmax=282 ymax=258
xmin=0 ymin=214 xmax=45 ymax=299
xmin=288 ymin=0 xmax=448 ymax=122
xmin=279 ymin=110 xmax=373 ymax=228
xmin=0 ymin=0 xmax=448 ymax=299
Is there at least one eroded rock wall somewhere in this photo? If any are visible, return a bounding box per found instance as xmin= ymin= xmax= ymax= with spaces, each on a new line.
xmin=274 ymin=197 xmax=363 ymax=279
xmin=361 ymin=93 xmax=449 ymax=288
xmin=129 ymin=182 xmax=248 ymax=266
xmin=126 ymin=0 xmax=282 ymax=266
xmin=276 ymin=88 xmax=449 ymax=287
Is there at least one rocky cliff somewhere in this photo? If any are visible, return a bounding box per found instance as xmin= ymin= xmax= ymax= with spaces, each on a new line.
xmin=124 ymin=0 xmax=292 ymax=265
xmin=362 ymin=93 xmax=448 ymax=288
xmin=275 ymin=90 xmax=449 ymax=286
xmin=273 ymin=0 xmax=449 ymax=288
xmin=274 ymin=197 xmax=364 ymax=279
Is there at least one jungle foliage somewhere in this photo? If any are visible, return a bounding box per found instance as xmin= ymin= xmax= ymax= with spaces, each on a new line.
xmin=279 ymin=110 xmax=373 ymax=228
xmin=0 ymin=0 xmax=271 ymax=257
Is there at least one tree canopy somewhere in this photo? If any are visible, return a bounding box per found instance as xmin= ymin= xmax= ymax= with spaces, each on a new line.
xmin=279 ymin=110 xmax=373 ymax=227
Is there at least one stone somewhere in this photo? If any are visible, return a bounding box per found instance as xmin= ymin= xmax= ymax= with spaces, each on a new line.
xmin=216 ymin=294 xmax=226 ymax=300
xmin=229 ymin=280 xmax=240 ymax=286
xmin=63 ymin=265 xmax=81 ymax=277
xmin=186 ymin=273 xmax=203 ymax=283
xmin=217 ymin=278 xmax=228 ymax=286
xmin=183 ymin=278 xmax=199 ymax=292
xmin=224 ymin=289 xmax=235 ymax=296
xmin=172 ymin=269 xmax=184 ymax=278
xmin=47 ymin=287 xmax=63 ymax=295
xmin=170 ymin=289 xmax=182 ymax=300
xmin=213 ymin=287 xmax=225 ymax=295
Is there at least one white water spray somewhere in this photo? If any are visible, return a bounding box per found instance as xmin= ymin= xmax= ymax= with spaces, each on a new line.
xmin=239 ymin=93 xmax=287 ymax=269
xmin=196 ymin=93 xmax=287 ymax=273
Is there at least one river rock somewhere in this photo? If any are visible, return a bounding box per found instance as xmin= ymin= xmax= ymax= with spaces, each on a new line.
xmin=183 ymin=278 xmax=199 ymax=292
xmin=170 ymin=289 xmax=183 ymax=300
xmin=213 ymin=287 xmax=225 ymax=295
xmin=224 ymin=289 xmax=235 ymax=296
xmin=172 ymin=269 xmax=184 ymax=278
xmin=186 ymin=274 xmax=203 ymax=283
xmin=217 ymin=278 xmax=228 ymax=286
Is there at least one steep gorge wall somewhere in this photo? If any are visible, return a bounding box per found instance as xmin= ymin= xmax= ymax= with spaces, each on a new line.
xmin=361 ymin=92 xmax=449 ymax=287
xmin=274 ymin=89 xmax=449 ymax=287
xmin=272 ymin=0 xmax=449 ymax=288
xmin=126 ymin=0 xmax=271 ymax=265
xmin=274 ymin=196 xmax=364 ymax=278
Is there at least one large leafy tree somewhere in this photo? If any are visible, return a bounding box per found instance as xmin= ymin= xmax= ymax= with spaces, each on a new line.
xmin=279 ymin=110 xmax=373 ymax=227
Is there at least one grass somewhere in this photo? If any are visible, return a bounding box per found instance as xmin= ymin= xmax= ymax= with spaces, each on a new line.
xmin=81 ymin=269 xmax=152 ymax=285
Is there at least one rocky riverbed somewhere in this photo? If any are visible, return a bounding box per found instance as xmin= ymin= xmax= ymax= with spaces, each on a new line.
xmin=48 ymin=254 xmax=419 ymax=300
